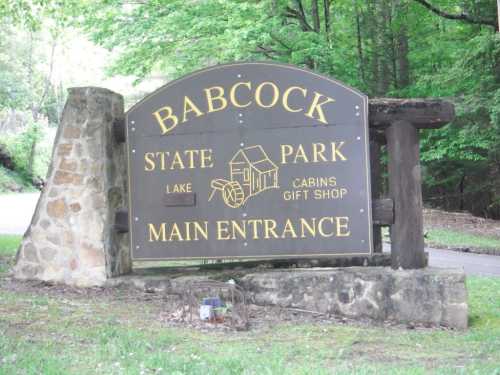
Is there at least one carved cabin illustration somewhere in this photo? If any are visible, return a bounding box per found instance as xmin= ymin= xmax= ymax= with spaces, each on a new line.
xmin=230 ymin=145 xmax=279 ymax=199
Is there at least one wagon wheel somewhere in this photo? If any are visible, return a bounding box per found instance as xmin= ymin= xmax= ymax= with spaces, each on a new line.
xmin=222 ymin=181 xmax=245 ymax=208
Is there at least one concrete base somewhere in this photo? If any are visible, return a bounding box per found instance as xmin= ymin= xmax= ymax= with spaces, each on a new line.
xmin=106 ymin=266 xmax=468 ymax=329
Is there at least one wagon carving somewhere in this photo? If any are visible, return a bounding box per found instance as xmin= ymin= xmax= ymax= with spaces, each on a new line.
xmin=208 ymin=145 xmax=279 ymax=208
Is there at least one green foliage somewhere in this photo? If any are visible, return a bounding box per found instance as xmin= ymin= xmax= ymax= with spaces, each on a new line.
xmin=1 ymin=122 xmax=51 ymax=180
xmin=1 ymin=0 xmax=500 ymax=215
xmin=71 ymin=0 xmax=500 ymax=217
xmin=417 ymin=31 xmax=500 ymax=216
xmin=0 ymin=166 xmax=35 ymax=193
xmin=0 ymin=0 xmax=45 ymax=29
xmin=0 ymin=23 xmax=31 ymax=109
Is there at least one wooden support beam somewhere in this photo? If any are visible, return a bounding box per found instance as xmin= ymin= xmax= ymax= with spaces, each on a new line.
xmin=114 ymin=208 xmax=129 ymax=233
xmin=385 ymin=120 xmax=426 ymax=269
xmin=369 ymin=98 xmax=455 ymax=129
xmin=113 ymin=118 xmax=126 ymax=143
xmin=372 ymin=198 xmax=394 ymax=226
xmin=370 ymin=136 xmax=383 ymax=253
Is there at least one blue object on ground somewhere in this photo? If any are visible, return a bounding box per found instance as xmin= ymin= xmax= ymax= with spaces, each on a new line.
xmin=202 ymin=297 xmax=224 ymax=308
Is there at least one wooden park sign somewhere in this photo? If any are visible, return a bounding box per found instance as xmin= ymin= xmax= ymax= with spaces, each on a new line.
xmin=126 ymin=62 xmax=373 ymax=260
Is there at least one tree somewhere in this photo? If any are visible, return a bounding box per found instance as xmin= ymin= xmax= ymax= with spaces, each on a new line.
xmin=34 ymin=0 xmax=500 ymax=217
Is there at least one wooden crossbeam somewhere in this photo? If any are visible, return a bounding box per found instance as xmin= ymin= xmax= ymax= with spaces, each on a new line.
xmin=369 ymin=98 xmax=455 ymax=129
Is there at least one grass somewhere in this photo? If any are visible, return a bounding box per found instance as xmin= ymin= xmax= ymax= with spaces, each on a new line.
xmin=1 ymin=236 xmax=500 ymax=374
xmin=0 ymin=234 xmax=20 ymax=273
xmin=426 ymin=229 xmax=500 ymax=253
xmin=0 ymin=234 xmax=21 ymax=256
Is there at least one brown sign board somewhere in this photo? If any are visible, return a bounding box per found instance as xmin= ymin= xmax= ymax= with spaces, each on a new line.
xmin=126 ymin=62 xmax=373 ymax=260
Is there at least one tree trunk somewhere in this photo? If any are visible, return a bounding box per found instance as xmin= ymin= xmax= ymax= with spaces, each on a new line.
xmin=367 ymin=0 xmax=380 ymax=95
xmin=311 ymin=0 xmax=321 ymax=32
xmin=323 ymin=0 xmax=330 ymax=40
xmin=396 ymin=0 xmax=410 ymax=88
xmin=28 ymin=140 xmax=36 ymax=179
xmin=376 ymin=0 xmax=391 ymax=95
xmin=459 ymin=173 xmax=465 ymax=211
xmin=354 ymin=0 xmax=366 ymax=83
xmin=389 ymin=8 xmax=398 ymax=87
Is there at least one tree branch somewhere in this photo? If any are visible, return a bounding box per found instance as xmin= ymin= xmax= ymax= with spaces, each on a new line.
xmin=285 ymin=2 xmax=313 ymax=32
xmin=412 ymin=0 xmax=497 ymax=29
xmin=255 ymin=44 xmax=287 ymax=59
xmin=270 ymin=33 xmax=293 ymax=50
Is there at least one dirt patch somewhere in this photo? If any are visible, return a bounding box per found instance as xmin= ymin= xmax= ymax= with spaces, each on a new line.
xmin=424 ymin=208 xmax=500 ymax=239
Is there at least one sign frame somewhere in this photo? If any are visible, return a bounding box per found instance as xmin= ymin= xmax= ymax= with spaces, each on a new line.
xmin=126 ymin=61 xmax=373 ymax=261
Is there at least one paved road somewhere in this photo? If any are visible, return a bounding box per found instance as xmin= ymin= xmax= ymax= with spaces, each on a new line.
xmin=0 ymin=193 xmax=40 ymax=235
xmin=427 ymin=247 xmax=500 ymax=277
xmin=1 ymin=193 xmax=499 ymax=276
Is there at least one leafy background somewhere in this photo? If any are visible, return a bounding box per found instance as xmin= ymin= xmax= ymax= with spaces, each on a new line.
xmin=0 ymin=0 xmax=499 ymax=218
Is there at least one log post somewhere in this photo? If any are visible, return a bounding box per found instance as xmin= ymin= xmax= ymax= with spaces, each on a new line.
xmin=385 ymin=120 xmax=426 ymax=269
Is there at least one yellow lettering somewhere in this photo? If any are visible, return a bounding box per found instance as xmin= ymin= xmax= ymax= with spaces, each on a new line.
xmin=247 ymin=219 xmax=262 ymax=239
xmin=217 ymin=221 xmax=231 ymax=240
xmin=182 ymin=96 xmax=204 ymax=123
xmin=229 ymin=82 xmax=252 ymax=108
xmin=231 ymin=221 xmax=247 ymax=239
xmin=336 ymin=216 xmax=350 ymax=237
xmin=184 ymin=149 xmax=199 ymax=169
xmin=205 ymin=86 xmax=228 ymax=113
xmin=331 ymin=142 xmax=347 ymax=161
xmin=264 ymin=219 xmax=279 ymax=239
xmin=153 ymin=106 xmax=178 ymax=134
xmin=144 ymin=152 xmax=155 ymax=171
xmin=312 ymin=143 xmax=327 ymax=162
xmin=305 ymin=92 xmax=335 ymax=124
xmin=282 ymin=86 xmax=307 ymax=113
xmin=255 ymin=82 xmax=279 ymax=108
xmin=148 ymin=223 xmax=166 ymax=242
xmin=156 ymin=151 xmax=167 ymax=170
xmin=318 ymin=217 xmax=335 ymax=237
xmin=280 ymin=144 xmax=293 ymax=164
xmin=168 ymin=223 xmax=184 ymax=241
xmin=200 ymin=149 xmax=214 ymax=168
xmin=192 ymin=221 xmax=209 ymax=240
xmin=281 ymin=219 xmax=298 ymax=238
xmin=293 ymin=144 xmax=309 ymax=164
xmin=170 ymin=152 xmax=185 ymax=170
xmin=300 ymin=218 xmax=316 ymax=238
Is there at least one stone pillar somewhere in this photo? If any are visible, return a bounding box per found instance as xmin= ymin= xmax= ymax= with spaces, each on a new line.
xmin=13 ymin=87 xmax=131 ymax=287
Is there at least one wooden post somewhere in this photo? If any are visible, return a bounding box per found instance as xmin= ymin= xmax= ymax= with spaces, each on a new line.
xmin=385 ymin=120 xmax=426 ymax=269
xmin=369 ymin=99 xmax=454 ymax=268
xmin=370 ymin=133 xmax=383 ymax=253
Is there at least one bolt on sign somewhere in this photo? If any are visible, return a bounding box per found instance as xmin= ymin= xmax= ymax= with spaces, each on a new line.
xmin=126 ymin=62 xmax=373 ymax=260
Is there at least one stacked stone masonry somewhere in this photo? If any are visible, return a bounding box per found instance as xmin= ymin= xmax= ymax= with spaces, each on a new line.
xmin=13 ymin=87 xmax=131 ymax=287
xmin=106 ymin=267 xmax=468 ymax=329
